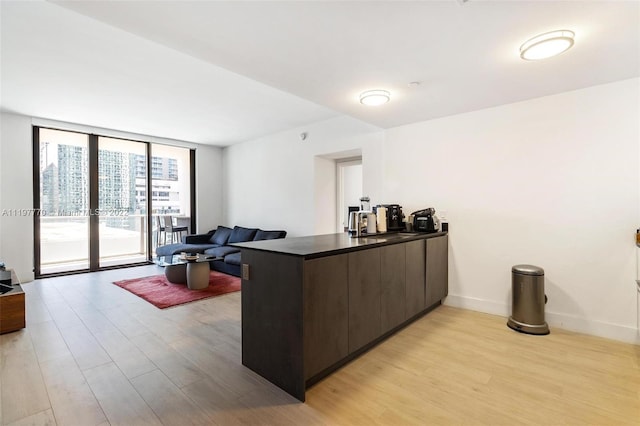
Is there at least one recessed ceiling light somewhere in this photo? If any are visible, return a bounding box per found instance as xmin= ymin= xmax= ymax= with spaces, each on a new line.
xmin=520 ymin=30 xmax=575 ymax=60
xmin=359 ymin=90 xmax=390 ymax=106
xmin=407 ymin=81 xmax=421 ymax=88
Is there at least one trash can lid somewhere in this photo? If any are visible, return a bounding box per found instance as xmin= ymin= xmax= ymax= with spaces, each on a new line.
xmin=512 ymin=264 xmax=544 ymax=276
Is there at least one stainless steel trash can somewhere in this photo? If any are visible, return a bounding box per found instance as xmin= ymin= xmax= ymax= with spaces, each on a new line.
xmin=507 ymin=264 xmax=549 ymax=335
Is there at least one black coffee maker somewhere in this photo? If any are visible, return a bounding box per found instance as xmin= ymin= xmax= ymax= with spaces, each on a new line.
xmin=383 ymin=204 xmax=405 ymax=230
xmin=412 ymin=208 xmax=439 ymax=233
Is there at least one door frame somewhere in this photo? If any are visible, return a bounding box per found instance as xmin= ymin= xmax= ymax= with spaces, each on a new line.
xmin=335 ymin=157 xmax=362 ymax=233
xmin=32 ymin=125 xmax=195 ymax=278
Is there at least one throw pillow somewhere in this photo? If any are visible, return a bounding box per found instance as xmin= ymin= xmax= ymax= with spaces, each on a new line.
xmin=253 ymin=230 xmax=286 ymax=241
xmin=209 ymin=226 xmax=233 ymax=245
xmin=228 ymin=226 xmax=258 ymax=243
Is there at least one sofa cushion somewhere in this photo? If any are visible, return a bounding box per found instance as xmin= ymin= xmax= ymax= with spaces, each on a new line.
xmin=208 ymin=226 xmax=233 ymax=245
xmin=224 ymin=252 xmax=241 ymax=266
xmin=253 ymin=230 xmax=287 ymax=241
xmin=228 ymin=226 xmax=258 ymax=243
xmin=203 ymin=246 xmax=241 ymax=258
xmin=156 ymin=243 xmax=218 ymax=256
xmin=184 ymin=231 xmax=215 ymax=244
xmin=210 ymin=259 xmax=241 ymax=277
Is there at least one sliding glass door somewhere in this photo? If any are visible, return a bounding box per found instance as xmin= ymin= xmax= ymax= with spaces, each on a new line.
xmin=34 ymin=127 xmax=195 ymax=277
xmin=98 ymin=137 xmax=148 ymax=267
xmin=37 ymin=128 xmax=90 ymax=274
xmin=150 ymin=144 xmax=192 ymax=251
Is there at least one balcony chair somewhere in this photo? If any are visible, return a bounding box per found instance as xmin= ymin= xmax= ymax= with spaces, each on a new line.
xmin=161 ymin=215 xmax=188 ymax=245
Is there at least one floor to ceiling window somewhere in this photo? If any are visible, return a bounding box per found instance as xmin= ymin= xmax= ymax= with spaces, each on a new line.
xmin=98 ymin=136 xmax=149 ymax=268
xmin=36 ymin=128 xmax=90 ymax=273
xmin=150 ymin=144 xmax=192 ymax=248
xmin=34 ymin=126 xmax=195 ymax=277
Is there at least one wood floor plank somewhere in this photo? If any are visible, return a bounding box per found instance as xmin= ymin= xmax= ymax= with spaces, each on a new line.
xmin=0 ymin=329 xmax=35 ymax=356
xmin=39 ymin=354 xmax=107 ymax=426
xmin=185 ymin=320 xmax=242 ymax=354
xmin=83 ymin=362 xmax=161 ymax=426
xmin=130 ymin=333 xmax=204 ymax=388
xmin=180 ymin=378 xmax=257 ymax=425
xmin=57 ymin=324 xmax=111 ymax=371
xmin=238 ymin=385 xmax=326 ymax=426
xmin=23 ymin=282 xmax=64 ymax=306
xmin=27 ymin=321 xmax=71 ymax=364
xmin=99 ymin=306 xmax=150 ymax=339
xmin=132 ymin=313 xmax=189 ymax=344
xmin=158 ymin=304 xmax=209 ymax=329
xmin=24 ymin=297 xmax=52 ymax=325
xmin=93 ymin=328 xmax=156 ymax=379
xmin=42 ymin=302 xmax=84 ymax=330
xmin=130 ymin=369 xmax=214 ymax=426
xmin=0 ymin=331 xmax=51 ymax=424
xmin=170 ymin=336 xmax=264 ymax=398
xmin=5 ymin=408 xmax=56 ymax=426
xmin=72 ymin=307 xmax=120 ymax=335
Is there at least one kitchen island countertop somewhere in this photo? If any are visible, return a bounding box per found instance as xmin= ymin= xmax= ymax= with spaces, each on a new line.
xmin=231 ymin=231 xmax=447 ymax=259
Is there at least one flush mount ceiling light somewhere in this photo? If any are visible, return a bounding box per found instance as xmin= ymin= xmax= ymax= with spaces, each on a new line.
xmin=520 ymin=30 xmax=575 ymax=60
xmin=359 ymin=90 xmax=390 ymax=106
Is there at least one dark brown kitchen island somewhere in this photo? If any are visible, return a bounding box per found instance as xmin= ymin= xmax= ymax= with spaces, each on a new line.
xmin=232 ymin=231 xmax=448 ymax=401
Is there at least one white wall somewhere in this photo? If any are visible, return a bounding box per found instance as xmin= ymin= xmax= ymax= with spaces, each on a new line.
xmin=385 ymin=78 xmax=639 ymax=343
xmin=195 ymin=145 xmax=224 ymax=233
xmin=0 ymin=113 xmax=35 ymax=281
xmin=223 ymin=79 xmax=640 ymax=343
xmin=339 ymin=162 xmax=363 ymax=231
xmin=313 ymin=157 xmax=337 ymax=234
xmin=0 ymin=112 xmax=224 ymax=281
xmin=222 ymin=115 xmax=384 ymax=236
xmin=342 ymin=163 xmax=363 ymax=211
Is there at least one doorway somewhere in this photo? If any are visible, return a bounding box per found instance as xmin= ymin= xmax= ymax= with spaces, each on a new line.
xmin=336 ymin=158 xmax=363 ymax=233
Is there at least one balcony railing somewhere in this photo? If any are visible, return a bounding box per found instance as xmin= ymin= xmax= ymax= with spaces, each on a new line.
xmin=39 ymin=214 xmax=190 ymax=273
xmin=40 ymin=214 xmax=145 ymax=273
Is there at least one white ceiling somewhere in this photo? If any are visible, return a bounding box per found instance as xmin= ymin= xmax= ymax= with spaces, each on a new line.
xmin=2 ymin=1 xmax=639 ymax=146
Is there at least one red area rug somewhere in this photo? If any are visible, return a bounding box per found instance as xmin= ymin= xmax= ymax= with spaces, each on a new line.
xmin=113 ymin=270 xmax=241 ymax=309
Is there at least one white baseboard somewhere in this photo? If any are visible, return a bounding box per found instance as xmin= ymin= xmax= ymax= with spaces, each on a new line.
xmin=444 ymin=294 xmax=640 ymax=345
xmin=443 ymin=294 xmax=510 ymax=317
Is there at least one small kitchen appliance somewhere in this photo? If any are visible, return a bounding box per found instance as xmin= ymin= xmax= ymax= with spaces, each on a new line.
xmin=348 ymin=211 xmax=359 ymax=237
xmin=383 ymin=204 xmax=405 ymax=231
xmin=366 ymin=212 xmax=377 ymax=234
xmin=360 ymin=196 xmax=371 ymax=212
xmin=357 ymin=211 xmax=374 ymax=236
xmin=374 ymin=206 xmax=388 ymax=233
xmin=412 ymin=208 xmax=440 ymax=233
xmin=349 ymin=211 xmax=375 ymax=237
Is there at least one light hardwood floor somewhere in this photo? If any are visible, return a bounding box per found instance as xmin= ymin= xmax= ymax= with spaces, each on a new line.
xmin=1 ymin=265 xmax=638 ymax=425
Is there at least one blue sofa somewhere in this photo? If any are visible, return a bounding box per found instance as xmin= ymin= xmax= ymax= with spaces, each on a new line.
xmin=156 ymin=225 xmax=286 ymax=277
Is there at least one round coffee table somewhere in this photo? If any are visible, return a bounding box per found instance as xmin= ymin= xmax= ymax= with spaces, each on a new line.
xmin=186 ymin=261 xmax=210 ymax=290
xmin=164 ymin=263 xmax=187 ymax=284
xmin=156 ymin=254 xmax=218 ymax=290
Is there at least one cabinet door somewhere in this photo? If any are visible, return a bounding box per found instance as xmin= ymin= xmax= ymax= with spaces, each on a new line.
xmin=242 ymin=250 xmax=305 ymax=400
xmin=380 ymin=244 xmax=406 ymax=333
xmin=405 ymin=239 xmax=425 ymax=319
xmin=348 ymin=248 xmax=381 ymax=353
xmin=303 ymin=255 xmax=349 ymax=380
xmin=426 ymin=235 xmax=448 ymax=308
